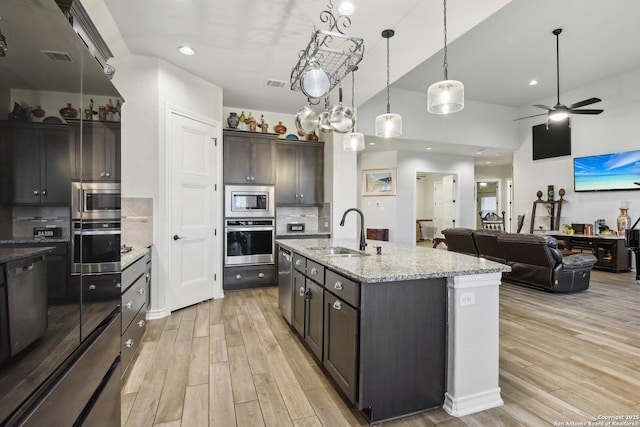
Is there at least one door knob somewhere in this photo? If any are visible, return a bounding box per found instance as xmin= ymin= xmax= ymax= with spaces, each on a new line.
xmin=173 ymin=234 xmax=185 ymax=240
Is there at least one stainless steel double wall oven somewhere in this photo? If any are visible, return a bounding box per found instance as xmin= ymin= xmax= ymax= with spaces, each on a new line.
xmin=71 ymin=181 xmax=122 ymax=275
xmin=224 ymin=185 xmax=275 ymax=266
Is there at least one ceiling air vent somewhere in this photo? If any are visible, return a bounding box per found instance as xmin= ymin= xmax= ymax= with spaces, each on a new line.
xmin=264 ymin=79 xmax=287 ymax=89
xmin=41 ymin=50 xmax=73 ymax=62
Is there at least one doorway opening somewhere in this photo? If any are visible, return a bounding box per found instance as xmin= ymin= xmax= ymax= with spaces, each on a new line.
xmin=416 ymin=172 xmax=458 ymax=246
xmin=475 ymin=179 xmax=501 ymax=229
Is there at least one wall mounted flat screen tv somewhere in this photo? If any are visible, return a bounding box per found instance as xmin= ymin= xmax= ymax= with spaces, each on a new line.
xmin=574 ymin=149 xmax=640 ymax=192
xmin=532 ymin=119 xmax=571 ymax=160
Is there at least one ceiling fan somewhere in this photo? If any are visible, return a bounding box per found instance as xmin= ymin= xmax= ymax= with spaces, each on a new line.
xmin=514 ymin=28 xmax=604 ymax=122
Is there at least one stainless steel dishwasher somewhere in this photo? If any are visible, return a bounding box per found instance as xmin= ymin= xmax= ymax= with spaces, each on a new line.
xmin=7 ymin=254 xmax=48 ymax=356
xmin=277 ymin=246 xmax=293 ymax=324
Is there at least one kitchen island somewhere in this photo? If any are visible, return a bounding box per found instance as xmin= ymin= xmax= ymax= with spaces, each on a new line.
xmin=276 ymin=237 xmax=510 ymax=423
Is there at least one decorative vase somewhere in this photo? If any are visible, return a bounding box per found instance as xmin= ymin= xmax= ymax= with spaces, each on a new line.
xmin=59 ymin=103 xmax=78 ymax=118
xmin=307 ymin=131 xmax=319 ymax=141
xmin=32 ymin=106 xmax=45 ymax=118
xmin=227 ymin=112 xmax=239 ymax=129
xmin=274 ymin=121 xmax=287 ymax=134
xmin=617 ymin=208 xmax=631 ymax=234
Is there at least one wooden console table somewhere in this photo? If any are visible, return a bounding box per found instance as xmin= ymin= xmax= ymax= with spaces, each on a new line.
xmin=552 ymin=233 xmax=631 ymax=273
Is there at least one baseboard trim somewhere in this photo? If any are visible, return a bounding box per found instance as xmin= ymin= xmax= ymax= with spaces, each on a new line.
xmin=443 ymin=388 xmax=504 ymax=417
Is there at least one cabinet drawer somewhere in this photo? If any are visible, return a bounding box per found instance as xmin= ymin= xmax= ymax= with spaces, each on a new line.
xmin=306 ymin=259 xmax=325 ymax=285
xmin=325 ymin=270 xmax=359 ymax=307
xmin=122 ymin=254 xmax=147 ymax=291
xmin=223 ymin=264 xmax=276 ymax=290
xmin=293 ymin=253 xmax=306 ymax=272
xmin=121 ymin=274 xmax=147 ymax=330
xmin=121 ymin=306 xmax=146 ymax=375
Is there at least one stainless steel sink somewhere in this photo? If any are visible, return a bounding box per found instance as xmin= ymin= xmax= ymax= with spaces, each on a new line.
xmin=307 ymin=246 xmax=369 ymax=257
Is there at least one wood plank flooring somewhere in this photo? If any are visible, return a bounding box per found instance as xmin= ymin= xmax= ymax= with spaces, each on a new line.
xmin=122 ymin=270 xmax=640 ymax=426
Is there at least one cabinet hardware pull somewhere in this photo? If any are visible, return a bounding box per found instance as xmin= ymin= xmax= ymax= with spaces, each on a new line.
xmin=116 ymin=282 xmax=121 ymax=288
xmin=33 ymin=190 xmax=39 ymax=196
xmin=310 ymin=267 xmax=318 ymax=274
xmin=42 ymin=189 xmax=47 ymax=196
xmin=246 ymin=176 xmax=251 ymax=181
xmin=258 ymin=272 xmax=265 ymax=278
xmin=299 ymin=287 xmax=305 ymax=296
xmin=138 ymin=288 xmax=145 ymax=294
xmin=333 ymin=301 xmax=342 ymax=310
xmin=146 ymin=273 xmax=150 ymax=280
xmin=334 ymin=281 xmax=343 ymax=290
xmin=125 ymin=339 xmax=134 ymax=348
xmin=300 ymin=194 xmax=304 ymax=198
xmin=295 ymin=260 xmax=302 ymax=266
xmin=126 ymin=301 xmax=135 ymax=309
xmin=236 ymin=274 xmax=242 ymax=280
xmin=138 ymin=320 xmax=146 ymax=328
xmin=100 ymin=172 xmax=105 ymax=177
xmin=105 ymin=172 xmax=110 ymax=177
xmin=88 ymin=284 xmax=96 ymax=290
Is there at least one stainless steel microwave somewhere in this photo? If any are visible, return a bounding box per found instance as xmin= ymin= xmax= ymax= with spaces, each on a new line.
xmin=225 ymin=185 xmax=274 ymax=218
xmin=72 ymin=181 xmax=121 ymax=220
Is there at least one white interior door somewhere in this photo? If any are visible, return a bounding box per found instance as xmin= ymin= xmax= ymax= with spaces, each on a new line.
xmin=170 ymin=112 xmax=218 ymax=311
xmin=442 ymin=175 xmax=456 ymax=229
xmin=433 ymin=181 xmax=444 ymax=237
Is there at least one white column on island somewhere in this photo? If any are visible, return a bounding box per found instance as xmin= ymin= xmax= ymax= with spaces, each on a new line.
xmin=444 ymin=272 xmax=504 ymax=416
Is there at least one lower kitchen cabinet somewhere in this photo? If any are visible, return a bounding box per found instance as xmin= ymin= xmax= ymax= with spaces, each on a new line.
xmin=323 ymin=290 xmax=358 ymax=403
xmin=304 ymin=279 xmax=324 ymax=360
xmin=120 ymin=250 xmax=150 ymax=376
xmin=223 ymin=264 xmax=276 ymax=291
xmin=281 ymin=250 xmax=447 ymax=424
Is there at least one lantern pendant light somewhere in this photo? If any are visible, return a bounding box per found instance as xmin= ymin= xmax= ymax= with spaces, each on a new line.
xmin=344 ymin=68 xmax=365 ymax=151
xmin=427 ymin=0 xmax=464 ymax=114
xmin=375 ymin=29 xmax=402 ymax=138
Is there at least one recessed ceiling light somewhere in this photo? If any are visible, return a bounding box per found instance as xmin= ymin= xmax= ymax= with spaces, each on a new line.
xmin=426 ymin=147 xmax=432 ymax=150
xmin=368 ymin=142 xmax=376 ymax=145
xmin=178 ymin=46 xmax=196 ymax=55
xmin=529 ymin=79 xmax=538 ymax=86
xmin=338 ymin=1 xmax=356 ymax=15
xmin=485 ymin=161 xmax=492 ymax=164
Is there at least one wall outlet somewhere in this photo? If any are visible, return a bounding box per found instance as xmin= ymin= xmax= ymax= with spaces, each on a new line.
xmin=460 ymin=292 xmax=475 ymax=306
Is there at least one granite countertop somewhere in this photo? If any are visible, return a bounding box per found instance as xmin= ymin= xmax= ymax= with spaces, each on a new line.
xmin=276 ymin=231 xmax=331 ymax=238
xmin=121 ymin=247 xmax=149 ymax=269
xmin=276 ymin=238 xmax=510 ymax=283
xmin=0 ymin=237 xmax=70 ymax=244
xmin=0 ymin=247 xmax=55 ymax=265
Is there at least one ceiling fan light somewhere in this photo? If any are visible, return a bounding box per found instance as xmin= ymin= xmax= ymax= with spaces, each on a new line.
xmin=375 ymin=113 xmax=402 ymax=138
xmin=427 ymin=80 xmax=464 ymax=114
xmin=343 ymin=132 xmax=365 ymax=151
xmin=549 ymin=110 xmax=569 ymax=121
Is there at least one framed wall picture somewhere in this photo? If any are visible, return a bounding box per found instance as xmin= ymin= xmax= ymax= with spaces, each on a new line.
xmin=362 ymin=168 xmax=396 ymax=196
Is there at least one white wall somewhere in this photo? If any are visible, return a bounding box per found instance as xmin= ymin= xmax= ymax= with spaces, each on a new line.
xmin=358 ymin=87 xmax=520 ymax=150
xmin=108 ymin=53 xmax=224 ymax=317
xmin=359 ymin=150 xmax=475 ymax=244
xmin=513 ymin=67 xmax=640 ymax=231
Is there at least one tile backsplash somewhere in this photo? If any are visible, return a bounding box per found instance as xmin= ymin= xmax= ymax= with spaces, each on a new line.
xmin=276 ymin=203 xmax=331 ymax=234
xmin=121 ymin=197 xmax=153 ymax=249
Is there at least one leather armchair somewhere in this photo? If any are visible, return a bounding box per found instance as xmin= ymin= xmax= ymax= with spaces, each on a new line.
xmin=441 ymin=228 xmax=478 ymax=257
xmin=472 ymin=229 xmax=506 ymax=264
xmin=497 ymin=233 xmax=597 ymax=293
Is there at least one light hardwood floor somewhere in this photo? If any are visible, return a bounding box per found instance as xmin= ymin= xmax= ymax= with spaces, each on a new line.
xmin=122 ymin=270 xmax=640 ymax=426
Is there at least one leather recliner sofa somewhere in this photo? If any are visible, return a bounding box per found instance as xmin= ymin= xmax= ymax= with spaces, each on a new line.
xmin=496 ymin=233 xmax=597 ymax=293
xmin=441 ymin=228 xmax=478 ymax=256
xmin=472 ymin=229 xmax=506 ymax=263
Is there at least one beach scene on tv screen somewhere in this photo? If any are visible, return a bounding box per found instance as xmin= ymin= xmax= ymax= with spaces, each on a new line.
xmin=574 ymin=150 xmax=640 ymax=191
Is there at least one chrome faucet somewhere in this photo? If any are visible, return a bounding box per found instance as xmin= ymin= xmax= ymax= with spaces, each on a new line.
xmin=339 ymin=208 xmax=367 ymax=251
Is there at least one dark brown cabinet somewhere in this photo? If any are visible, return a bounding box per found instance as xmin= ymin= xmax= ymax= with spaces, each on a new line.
xmin=0 ymin=122 xmax=71 ymax=205
xmin=223 ymin=131 xmax=274 ymax=184
xmin=69 ymin=120 xmax=121 ymax=181
xmin=323 ymin=289 xmax=358 ymax=403
xmin=555 ymin=235 xmax=631 ymax=272
xmin=291 ymin=269 xmax=306 ymax=336
xmin=275 ymin=141 xmax=323 ymax=206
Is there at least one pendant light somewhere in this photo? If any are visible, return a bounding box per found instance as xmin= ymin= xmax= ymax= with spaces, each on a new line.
xmin=375 ymin=29 xmax=402 ymax=138
xmin=427 ymin=0 xmax=464 ymax=114
xmin=344 ymin=68 xmax=365 ymax=151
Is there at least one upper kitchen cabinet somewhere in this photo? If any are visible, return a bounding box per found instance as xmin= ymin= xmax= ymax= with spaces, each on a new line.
xmin=223 ymin=130 xmax=274 ymax=184
xmin=69 ymin=120 xmax=121 ymax=182
xmin=276 ymin=141 xmax=324 ymax=206
xmin=0 ymin=122 xmax=71 ymax=205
